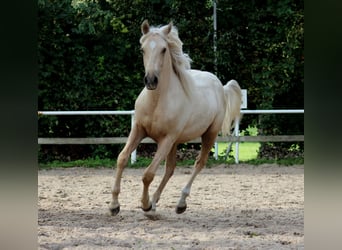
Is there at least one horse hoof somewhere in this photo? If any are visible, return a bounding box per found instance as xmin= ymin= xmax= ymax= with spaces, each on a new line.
xmin=109 ymin=206 xmax=120 ymax=216
xmin=141 ymin=203 xmax=152 ymax=212
xmin=175 ymin=205 xmax=187 ymax=214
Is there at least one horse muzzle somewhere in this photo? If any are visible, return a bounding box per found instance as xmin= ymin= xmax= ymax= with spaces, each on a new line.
xmin=144 ymin=74 xmax=158 ymax=90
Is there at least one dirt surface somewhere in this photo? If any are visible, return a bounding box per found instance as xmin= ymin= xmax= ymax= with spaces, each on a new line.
xmin=38 ymin=164 xmax=304 ymax=249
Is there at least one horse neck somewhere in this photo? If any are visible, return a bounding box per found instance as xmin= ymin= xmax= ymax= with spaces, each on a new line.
xmin=160 ymin=66 xmax=178 ymax=92
xmin=150 ymin=55 xmax=184 ymax=101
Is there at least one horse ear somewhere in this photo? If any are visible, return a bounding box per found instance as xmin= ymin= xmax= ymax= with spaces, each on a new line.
xmin=162 ymin=21 xmax=172 ymax=35
xmin=141 ymin=20 xmax=150 ymax=34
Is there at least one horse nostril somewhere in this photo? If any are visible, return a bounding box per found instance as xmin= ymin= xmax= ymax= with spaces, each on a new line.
xmin=144 ymin=74 xmax=158 ymax=90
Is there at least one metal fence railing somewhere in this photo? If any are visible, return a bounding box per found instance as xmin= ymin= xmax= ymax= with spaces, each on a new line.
xmin=38 ymin=109 xmax=304 ymax=164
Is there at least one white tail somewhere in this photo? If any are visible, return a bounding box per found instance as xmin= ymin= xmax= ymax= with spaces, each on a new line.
xmin=221 ymin=79 xmax=242 ymax=136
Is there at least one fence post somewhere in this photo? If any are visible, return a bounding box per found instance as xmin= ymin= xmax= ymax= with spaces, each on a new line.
xmin=214 ymin=142 xmax=218 ymax=160
xmin=234 ymin=119 xmax=240 ymax=164
xmin=130 ymin=112 xmax=137 ymax=164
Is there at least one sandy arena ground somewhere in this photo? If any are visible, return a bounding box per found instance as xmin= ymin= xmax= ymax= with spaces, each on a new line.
xmin=38 ymin=164 xmax=304 ymax=249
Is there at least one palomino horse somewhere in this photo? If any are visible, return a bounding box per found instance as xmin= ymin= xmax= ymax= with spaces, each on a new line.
xmin=109 ymin=20 xmax=242 ymax=216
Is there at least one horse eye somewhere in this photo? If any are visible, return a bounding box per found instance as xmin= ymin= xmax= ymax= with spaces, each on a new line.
xmin=140 ymin=48 xmax=144 ymax=54
xmin=161 ymin=48 xmax=166 ymax=54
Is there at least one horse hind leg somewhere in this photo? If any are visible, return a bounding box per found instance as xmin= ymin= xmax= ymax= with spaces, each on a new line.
xmin=176 ymin=130 xmax=218 ymax=214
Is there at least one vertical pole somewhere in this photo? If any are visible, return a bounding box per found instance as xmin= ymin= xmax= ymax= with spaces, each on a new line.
xmin=213 ymin=0 xmax=218 ymax=159
xmin=213 ymin=0 xmax=217 ymax=75
xmin=214 ymin=142 xmax=218 ymax=160
xmin=234 ymin=119 xmax=239 ymax=164
xmin=130 ymin=112 xmax=136 ymax=164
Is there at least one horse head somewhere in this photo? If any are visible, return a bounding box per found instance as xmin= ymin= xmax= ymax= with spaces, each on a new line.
xmin=140 ymin=20 xmax=172 ymax=90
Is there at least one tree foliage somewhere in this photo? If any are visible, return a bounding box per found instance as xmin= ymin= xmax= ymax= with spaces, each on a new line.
xmin=38 ymin=0 xmax=303 ymax=162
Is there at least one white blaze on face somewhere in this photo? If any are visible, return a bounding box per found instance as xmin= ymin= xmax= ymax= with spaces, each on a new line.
xmin=149 ymin=41 xmax=156 ymax=50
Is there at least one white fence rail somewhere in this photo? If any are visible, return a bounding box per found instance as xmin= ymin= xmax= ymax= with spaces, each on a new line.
xmin=38 ymin=109 xmax=304 ymax=163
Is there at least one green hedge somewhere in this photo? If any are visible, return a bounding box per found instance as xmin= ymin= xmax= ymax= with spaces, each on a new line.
xmin=38 ymin=0 xmax=303 ymax=162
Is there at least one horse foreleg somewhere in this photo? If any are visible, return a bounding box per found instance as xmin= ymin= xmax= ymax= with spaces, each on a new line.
xmin=150 ymin=143 xmax=177 ymax=211
xmin=141 ymin=137 xmax=175 ymax=212
xmin=109 ymin=126 xmax=145 ymax=216
xmin=176 ymin=132 xmax=217 ymax=214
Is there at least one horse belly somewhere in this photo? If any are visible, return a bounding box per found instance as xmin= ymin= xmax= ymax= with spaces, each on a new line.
xmin=177 ymin=125 xmax=209 ymax=143
xmin=176 ymin=109 xmax=218 ymax=143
